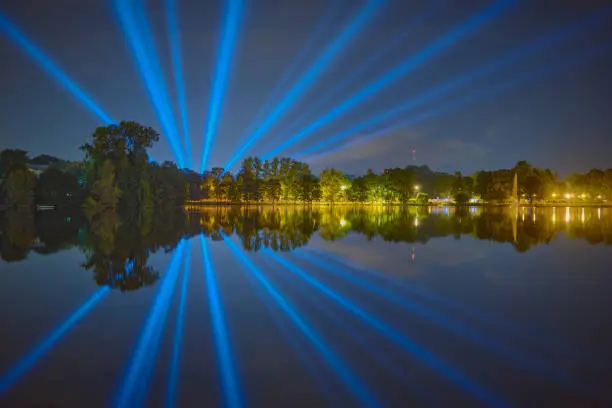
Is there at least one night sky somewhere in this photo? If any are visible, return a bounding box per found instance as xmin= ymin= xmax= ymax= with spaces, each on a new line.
xmin=1 ymin=0 xmax=611 ymax=176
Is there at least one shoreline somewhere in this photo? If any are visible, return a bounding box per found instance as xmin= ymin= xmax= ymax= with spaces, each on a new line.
xmin=184 ymin=201 xmax=612 ymax=208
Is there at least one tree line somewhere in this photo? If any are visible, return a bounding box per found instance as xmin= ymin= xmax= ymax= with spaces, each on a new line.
xmin=1 ymin=121 xmax=611 ymax=210
xmin=197 ymin=158 xmax=612 ymax=205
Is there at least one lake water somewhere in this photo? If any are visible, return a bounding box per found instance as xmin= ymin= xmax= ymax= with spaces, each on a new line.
xmin=1 ymin=206 xmax=611 ymax=407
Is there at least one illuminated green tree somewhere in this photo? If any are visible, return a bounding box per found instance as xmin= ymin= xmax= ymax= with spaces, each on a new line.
xmin=319 ymin=168 xmax=349 ymax=204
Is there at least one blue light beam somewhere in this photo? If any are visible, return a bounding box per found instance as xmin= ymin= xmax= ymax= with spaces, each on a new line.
xmin=262 ymin=256 xmax=440 ymax=407
xmin=200 ymin=235 xmax=243 ymax=408
xmin=200 ymin=0 xmax=245 ymax=172
xmin=221 ymin=233 xmax=382 ymax=408
xmin=306 ymin=248 xmax=605 ymax=370
xmin=294 ymin=6 xmax=612 ymax=157
xmin=262 ymin=0 xmax=445 ymax=152
xmin=114 ymin=241 xmax=186 ymax=408
xmin=165 ymin=240 xmax=192 ymax=408
xmin=294 ymin=251 xmax=594 ymax=395
xmin=224 ymin=0 xmax=384 ymax=170
xmin=113 ymin=0 xmax=185 ymax=167
xmin=263 ymin=0 xmax=517 ymax=159
xmin=233 ymin=0 xmax=343 ymax=149
xmin=262 ymin=249 xmax=508 ymax=408
xmin=0 ymin=287 xmax=110 ymax=395
xmin=242 ymin=258 xmax=342 ymax=407
xmin=0 ymin=11 xmax=114 ymax=124
xmin=166 ymin=0 xmax=193 ymax=169
xmin=306 ymin=44 xmax=610 ymax=161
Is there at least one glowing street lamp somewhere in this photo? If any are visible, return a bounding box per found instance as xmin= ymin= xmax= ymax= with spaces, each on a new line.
xmin=414 ymin=185 xmax=420 ymax=191
xmin=565 ymin=193 xmax=571 ymax=199
xmin=552 ymin=193 xmax=557 ymax=198
xmin=340 ymin=185 xmax=346 ymax=191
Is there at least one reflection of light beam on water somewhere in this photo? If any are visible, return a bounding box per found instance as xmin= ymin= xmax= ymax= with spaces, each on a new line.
xmin=552 ymin=207 xmax=556 ymax=224
xmin=566 ymin=207 xmax=571 ymax=223
xmin=598 ymin=208 xmax=601 ymax=220
xmin=262 ymin=256 xmax=439 ymax=407
xmin=581 ymin=208 xmax=585 ymax=224
xmin=306 ymin=248 xmax=603 ymax=368
xmin=114 ymin=241 xmax=186 ymax=408
xmin=200 ymin=235 xmax=243 ymax=408
xmin=264 ymin=250 xmax=508 ymax=407
xmin=0 ymin=287 xmax=110 ymax=395
xmin=165 ymin=240 xmax=192 ymax=408
xmin=221 ymin=233 xmax=380 ymax=407
xmin=243 ymin=259 xmax=342 ymax=407
xmin=293 ymin=251 xmax=589 ymax=394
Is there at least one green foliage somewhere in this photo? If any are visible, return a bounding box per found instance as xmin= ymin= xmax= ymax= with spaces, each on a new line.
xmin=0 ymin=149 xmax=28 ymax=177
xmin=319 ymin=168 xmax=349 ymax=203
xmin=2 ymin=169 xmax=36 ymax=207
xmin=83 ymin=159 xmax=121 ymax=216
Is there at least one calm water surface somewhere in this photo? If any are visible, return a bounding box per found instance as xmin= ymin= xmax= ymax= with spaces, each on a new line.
xmin=1 ymin=206 xmax=611 ymax=407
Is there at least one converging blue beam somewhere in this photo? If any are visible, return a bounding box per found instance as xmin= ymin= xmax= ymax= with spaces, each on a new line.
xmin=200 ymin=0 xmax=244 ymax=173
xmin=221 ymin=233 xmax=382 ymax=408
xmin=200 ymin=235 xmax=243 ymax=408
xmin=165 ymin=240 xmax=192 ymax=408
xmin=263 ymin=0 xmax=516 ymax=159
xmin=224 ymin=0 xmax=384 ymax=170
xmin=233 ymin=0 xmax=343 ymax=149
xmin=306 ymin=44 xmax=610 ymax=161
xmin=113 ymin=0 xmax=185 ymax=168
xmin=262 ymin=0 xmax=444 ymax=153
xmin=242 ymin=259 xmax=342 ymax=407
xmin=262 ymin=257 xmax=440 ymax=407
xmin=294 ymin=6 xmax=612 ymax=158
xmin=294 ymin=251 xmax=592 ymax=394
xmin=0 ymin=11 xmax=114 ymax=124
xmin=0 ymin=287 xmax=110 ymax=395
xmin=262 ymin=249 xmax=509 ymax=408
xmin=166 ymin=0 xmax=192 ymax=169
xmin=114 ymin=241 xmax=186 ymax=408
xmin=306 ymin=248 xmax=605 ymax=370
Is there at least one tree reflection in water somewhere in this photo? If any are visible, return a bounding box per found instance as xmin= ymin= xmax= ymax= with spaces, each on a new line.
xmin=1 ymin=206 xmax=611 ymax=290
